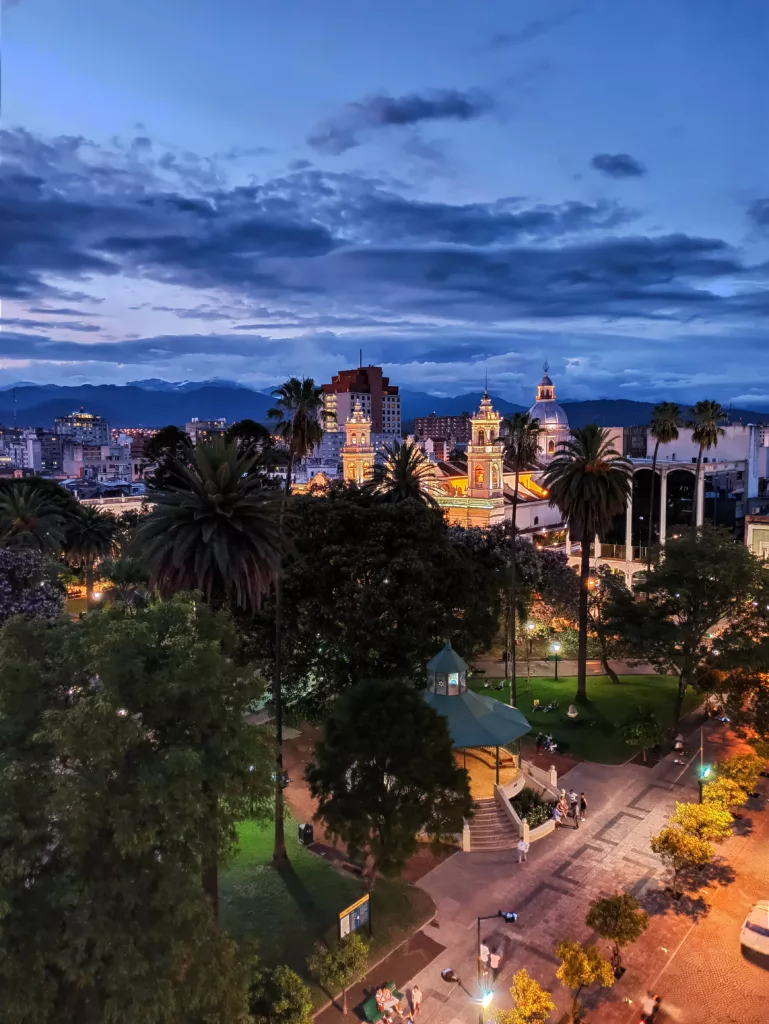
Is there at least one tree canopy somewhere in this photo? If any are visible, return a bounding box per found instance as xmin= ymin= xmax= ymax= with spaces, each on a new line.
xmin=306 ymin=678 xmax=472 ymax=885
xmin=251 ymin=492 xmax=501 ymax=718
xmin=0 ymin=547 xmax=63 ymax=625
xmin=585 ymin=893 xmax=649 ymax=972
xmin=0 ymin=597 xmax=272 ymax=1023
xmin=496 ymin=968 xmax=555 ymax=1024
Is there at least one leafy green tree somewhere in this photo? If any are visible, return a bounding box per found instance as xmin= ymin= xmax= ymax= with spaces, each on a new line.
xmin=689 ymin=400 xmax=726 ymax=526
xmin=227 ymin=418 xmax=273 ymax=454
xmin=142 ymin=424 xmax=193 ymax=489
xmin=0 ymin=483 xmax=68 ymax=555
xmin=64 ymin=505 xmax=119 ymax=608
xmin=306 ymin=679 xmax=472 ymax=888
xmin=100 ymin=554 xmax=150 ymax=612
xmin=496 ymin=968 xmax=555 ymax=1024
xmin=0 ymin=598 xmax=272 ymax=1021
xmin=669 ymin=801 xmax=733 ymax=841
xmin=715 ymin=753 xmax=764 ymax=794
xmin=585 ymin=893 xmax=649 ymax=974
xmin=249 ymin=964 xmax=313 ymax=1024
xmin=646 ymin=402 xmax=683 ymax=574
xmin=268 ymin=376 xmax=330 ymax=864
xmin=252 ymin=492 xmax=500 ymax=719
xmin=367 ymin=438 xmax=438 ymax=507
xmin=307 ymin=934 xmax=369 ymax=1015
xmin=0 ymin=548 xmax=64 ymax=624
xmin=620 ymin=708 xmax=661 ymax=762
xmin=543 ymin=425 xmax=632 ymax=701
xmin=501 ymin=412 xmax=542 ymax=704
xmin=554 ymin=940 xmax=614 ymax=1023
xmin=650 ymin=826 xmax=714 ymax=897
xmin=607 ymin=527 xmax=764 ymax=730
xmin=588 ymin=565 xmax=631 ymax=684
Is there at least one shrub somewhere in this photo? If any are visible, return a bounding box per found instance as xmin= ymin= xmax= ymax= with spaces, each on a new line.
xmin=512 ymin=787 xmax=555 ymax=828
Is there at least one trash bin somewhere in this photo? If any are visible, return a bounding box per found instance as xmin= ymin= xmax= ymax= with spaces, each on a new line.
xmin=298 ymin=823 xmax=314 ymax=846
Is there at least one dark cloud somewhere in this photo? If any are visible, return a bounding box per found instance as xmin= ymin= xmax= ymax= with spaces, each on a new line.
xmin=307 ymin=88 xmax=493 ymax=154
xmin=3 ymin=317 xmax=100 ymax=333
xmin=748 ymin=198 xmax=769 ymax=229
xmin=488 ymin=6 xmax=582 ymax=49
xmin=27 ymin=306 xmax=99 ymax=316
xmin=590 ymin=153 xmax=647 ymax=178
xmin=0 ymin=127 xmax=766 ymax=342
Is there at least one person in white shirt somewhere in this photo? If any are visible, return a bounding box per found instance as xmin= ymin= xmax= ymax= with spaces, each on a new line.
xmin=517 ymin=838 xmax=530 ymax=863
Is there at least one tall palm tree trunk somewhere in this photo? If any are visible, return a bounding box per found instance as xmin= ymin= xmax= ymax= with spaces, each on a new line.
xmin=646 ymin=440 xmax=660 ymax=581
xmin=692 ymin=447 xmax=703 ymax=528
xmin=85 ymin=562 xmax=94 ymax=610
xmin=272 ymin=451 xmax=293 ymax=865
xmin=576 ymin=521 xmax=591 ymax=702
xmin=509 ymin=473 xmax=520 ymax=707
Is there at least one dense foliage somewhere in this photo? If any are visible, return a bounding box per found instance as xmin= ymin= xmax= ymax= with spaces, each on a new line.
xmin=306 ymin=678 xmax=472 ymax=885
xmin=0 ymin=548 xmax=64 ymax=624
xmin=0 ymin=598 xmax=272 ymax=1022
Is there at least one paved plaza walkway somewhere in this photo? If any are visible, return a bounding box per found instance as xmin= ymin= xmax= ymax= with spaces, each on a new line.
xmin=400 ymin=718 xmax=769 ymax=1024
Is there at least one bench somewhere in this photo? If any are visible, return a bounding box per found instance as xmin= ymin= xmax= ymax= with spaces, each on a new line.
xmin=361 ymin=983 xmax=405 ymax=1023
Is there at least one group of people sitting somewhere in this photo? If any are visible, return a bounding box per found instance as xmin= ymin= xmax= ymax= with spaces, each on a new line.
xmin=535 ymin=733 xmax=558 ymax=753
xmin=374 ymin=987 xmax=401 ymax=1018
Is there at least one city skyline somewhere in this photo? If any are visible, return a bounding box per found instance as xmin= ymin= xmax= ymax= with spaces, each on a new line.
xmin=2 ymin=0 xmax=768 ymax=407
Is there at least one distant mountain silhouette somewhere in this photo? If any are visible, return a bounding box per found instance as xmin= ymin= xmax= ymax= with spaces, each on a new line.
xmin=1 ymin=381 xmax=766 ymax=431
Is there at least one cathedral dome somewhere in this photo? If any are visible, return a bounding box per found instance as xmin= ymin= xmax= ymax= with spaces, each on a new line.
xmin=527 ymin=363 xmax=569 ymax=429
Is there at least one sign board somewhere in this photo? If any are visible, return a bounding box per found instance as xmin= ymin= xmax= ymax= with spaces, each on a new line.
xmin=338 ymin=894 xmax=371 ymax=939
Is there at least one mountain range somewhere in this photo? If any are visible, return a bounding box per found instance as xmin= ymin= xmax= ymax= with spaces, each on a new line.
xmin=0 ymin=380 xmax=766 ymax=431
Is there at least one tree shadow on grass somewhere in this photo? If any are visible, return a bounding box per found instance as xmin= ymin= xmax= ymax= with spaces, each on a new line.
xmin=276 ymin=861 xmax=328 ymax=937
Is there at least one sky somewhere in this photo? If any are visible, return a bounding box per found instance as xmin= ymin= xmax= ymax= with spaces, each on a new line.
xmin=1 ymin=0 xmax=768 ymax=406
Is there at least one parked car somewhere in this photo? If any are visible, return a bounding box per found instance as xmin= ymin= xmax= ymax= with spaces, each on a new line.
xmin=740 ymin=901 xmax=769 ymax=956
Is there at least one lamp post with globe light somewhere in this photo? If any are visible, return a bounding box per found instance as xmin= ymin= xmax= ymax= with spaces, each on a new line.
xmin=477 ymin=911 xmax=518 ymax=1024
xmin=551 ymin=641 xmax=561 ymax=680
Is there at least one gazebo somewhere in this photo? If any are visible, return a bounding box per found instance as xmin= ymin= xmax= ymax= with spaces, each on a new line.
xmin=423 ymin=641 xmax=531 ymax=795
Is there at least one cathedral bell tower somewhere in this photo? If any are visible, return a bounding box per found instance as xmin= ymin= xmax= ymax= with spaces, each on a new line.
xmin=341 ymin=400 xmax=374 ymax=485
xmin=467 ymin=391 xmax=504 ymax=501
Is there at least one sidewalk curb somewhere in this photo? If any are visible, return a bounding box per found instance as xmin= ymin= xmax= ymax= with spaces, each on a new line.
xmin=312 ymin=911 xmax=439 ymax=1019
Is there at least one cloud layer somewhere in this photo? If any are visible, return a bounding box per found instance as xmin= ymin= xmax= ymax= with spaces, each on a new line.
xmin=590 ymin=153 xmax=647 ymax=178
xmin=0 ymin=126 xmax=767 ymax=404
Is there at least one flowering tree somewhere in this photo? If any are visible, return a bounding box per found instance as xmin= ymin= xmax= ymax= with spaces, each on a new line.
xmin=0 ymin=548 xmax=63 ymax=625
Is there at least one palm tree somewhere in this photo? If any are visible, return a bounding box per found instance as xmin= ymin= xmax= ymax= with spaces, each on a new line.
xmin=689 ymin=400 xmax=726 ymax=527
xmin=135 ymin=438 xmax=280 ymax=917
xmin=0 ymin=484 xmax=68 ymax=555
xmin=646 ymin=402 xmax=683 ymax=578
xmin=65 ymin=506 xmax=119 ymax=608
xmin=543 ymin=425 xmax=632 ymax=701
xmin=501 ymin=413 xmax=541 ymax=706
xmin=367 ymin=438 xmax=439 ymax=507
xmin=267 ymin=377 xmax=330 ymax=864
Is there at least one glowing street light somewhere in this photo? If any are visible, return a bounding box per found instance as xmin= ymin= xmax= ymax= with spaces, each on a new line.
xmin=551 ymin=641 xmax=561 ymax=680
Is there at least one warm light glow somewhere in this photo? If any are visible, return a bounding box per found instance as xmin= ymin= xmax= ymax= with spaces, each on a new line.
xmin=551 ymin=642 xmax=561 ymax=653
xmin=481 ymin=993 xmax=493 ymax=1009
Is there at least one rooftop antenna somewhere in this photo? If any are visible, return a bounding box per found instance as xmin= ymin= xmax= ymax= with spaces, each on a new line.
xmin=543 ymin=359 xmax=549 ymax=375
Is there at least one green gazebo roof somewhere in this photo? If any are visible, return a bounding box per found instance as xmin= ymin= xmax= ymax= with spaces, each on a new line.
xmin=423 ymin=688 xmax=531 ymax=749
xmin=426 ymin=640 xmax=469 ymax=674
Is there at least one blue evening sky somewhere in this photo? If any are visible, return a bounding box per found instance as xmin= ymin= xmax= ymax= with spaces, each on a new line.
xmin=1 ymin=0 xmax=768 ymax=405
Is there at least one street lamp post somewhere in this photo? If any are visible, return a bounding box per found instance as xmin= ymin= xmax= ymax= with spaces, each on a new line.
xmin=551 ymin=641 xmax=561 ymax=680
xmin=477 ymin=911 xmax=518 ymax=1024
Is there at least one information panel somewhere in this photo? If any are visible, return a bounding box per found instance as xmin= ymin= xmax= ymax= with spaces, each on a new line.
xmin=338 ymin=894 xmax=371 ymax=939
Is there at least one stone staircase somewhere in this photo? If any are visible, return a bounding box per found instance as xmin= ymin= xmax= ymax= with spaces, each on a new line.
xmin=468 ymin=798 xmax=519 ymax=851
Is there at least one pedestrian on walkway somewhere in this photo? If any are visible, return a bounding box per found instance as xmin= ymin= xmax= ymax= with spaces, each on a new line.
xmin=535 ymin=733 xmax=543 ymax=754
xmin=552 ymin=805 xmax=563 ymax=827
xmin=411 ymin=985 xmax=422 ymax=1017
xmin=569 ymin=789 xmax=580 ymax=828
xmin=489 ymin=949 xmax=501 ymax=980
xmin=579 ymin=792 xmax=587 ymax=822
xmin=517 ymin=837 xmax=530 ymax=863
xmin=479 ymin=942 xmax=490 ymax=969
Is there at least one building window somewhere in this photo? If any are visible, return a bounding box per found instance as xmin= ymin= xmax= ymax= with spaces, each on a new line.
xmin=491 ymin=465 xmax=499 ymax=488
xmin=477 ymin=429 xmax=485 ymax=445
xmin=475 ymin=465 xmax=484 ymax=485
xmin=534 ymin=516 xmax=539 ymax=526
xmin=548 ymin=439 xmax=555 ymax=455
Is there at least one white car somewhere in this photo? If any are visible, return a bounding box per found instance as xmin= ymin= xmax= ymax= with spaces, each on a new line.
xmin=740 ymin=901 xmax=769 ymax=956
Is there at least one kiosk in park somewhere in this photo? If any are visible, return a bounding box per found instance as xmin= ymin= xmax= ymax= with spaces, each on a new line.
xmin=422 ymin=641 xmax=531 ymax=796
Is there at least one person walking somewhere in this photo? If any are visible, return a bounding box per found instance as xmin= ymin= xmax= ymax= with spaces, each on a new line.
xmin=411 ymin=985 xmax=422 ymax=1017
xmin=579 ymin=792 xmax=587 ymax=822
xmin=517 ymin=837 xmax=530 ymax=863
xmin=489 ymin=949 xmax=502 ymax=981
xmin=569 ymin=789 xmax=580 ymax=828
xmin=479 ymin=942 xmax=490 ymax=969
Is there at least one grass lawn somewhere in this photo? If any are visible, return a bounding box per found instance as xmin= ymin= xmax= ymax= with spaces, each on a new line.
xmin=470 ymin=675 xmax=700 ymax=764
xmin=220 ymin=818 xmax=435 ymax=1006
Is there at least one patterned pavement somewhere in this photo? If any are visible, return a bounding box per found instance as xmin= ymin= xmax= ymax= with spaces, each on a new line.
xmin=408 ymin=721 xmax=769 ymax=1024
